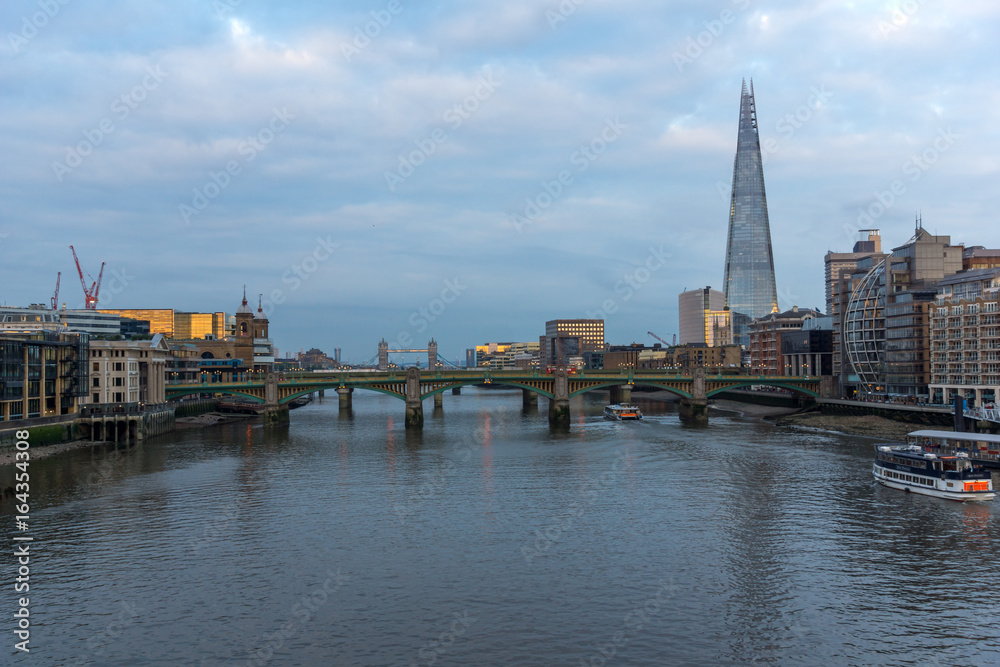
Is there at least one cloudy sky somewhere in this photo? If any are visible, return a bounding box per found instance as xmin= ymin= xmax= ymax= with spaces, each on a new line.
xmin=2 ymin=0 xmax=998 ymax=364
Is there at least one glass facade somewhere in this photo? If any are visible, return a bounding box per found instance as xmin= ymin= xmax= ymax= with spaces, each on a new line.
xmin=723 ymin=80 xmax=778 ymax=321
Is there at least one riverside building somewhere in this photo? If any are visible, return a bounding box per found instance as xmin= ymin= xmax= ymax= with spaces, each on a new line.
xmin=929 ymin=267 xmax=1000 ymax=407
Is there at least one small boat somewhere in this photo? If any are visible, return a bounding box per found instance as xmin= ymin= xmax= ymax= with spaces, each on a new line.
xmin=873 ymin=444 xmax=995 ymax=502
xmin=604 ymin=404 xmax=642 ymax=421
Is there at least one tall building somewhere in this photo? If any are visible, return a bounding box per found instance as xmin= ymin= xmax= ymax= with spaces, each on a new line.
xmin=825 ymin=230 xmax=886 ymax=392
xmin=678 ymin=287 xmax=732 ymax=346
xmin=844 ymin=224 xmax=964 ymax=398
xmin=929 ymin=267 xmax=1000 ymax=406
xmin=540 ymin=319 xmax=604 ymax=366
xmin=723 ymin=79 xmax=778 ymax=327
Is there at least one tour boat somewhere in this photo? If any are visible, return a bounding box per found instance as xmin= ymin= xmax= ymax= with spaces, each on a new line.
xmin=873 ymin=444 xmax=995 ymax=502
xmin=604 ymin=404 xmax=642 ymax=421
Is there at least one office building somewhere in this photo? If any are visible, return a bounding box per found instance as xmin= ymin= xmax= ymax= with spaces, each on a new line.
xmin=824 ymin=229 xmax=886 ymax=392
xmin=540 ymin=319 xmax=604 ymax=367
xmin=748 ymin=307 xmax=823 ymax=375
xmin=722 ymin=79 xmax=778 ymax=324
xmin=60 ymin=309 xmax=121 ymax=336
xmin=844 ymin=224 xmax=964 ymax=398
xmin=0 ymin=330 xmax=88 ymax=422
xmin=0 ymin=306 xmax=64 ymax=331
xmin=87 ymin=336 xmax=170 ymax=405
xmin=678 ymin=287 xmax=732 ymax=346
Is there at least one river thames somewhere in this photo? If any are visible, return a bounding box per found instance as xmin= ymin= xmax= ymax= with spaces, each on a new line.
xmin=3 ymin=388 xmax=999 ymax=666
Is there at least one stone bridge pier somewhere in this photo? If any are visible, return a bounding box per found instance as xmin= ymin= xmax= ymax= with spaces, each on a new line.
xmin=609 ymin=385 xmax=632 ymax=404
xmin=263 ymin=373 xmax=289 ymax=426
xmin=338 ymin=387 xmax=353 ymax=411
xmin=548 ymin=370 xmax=570 ymax=427
xmin=405 ymin=367 xmax=424 ymax=428
xmin=678 ymin=367 xmax=708 ymax=424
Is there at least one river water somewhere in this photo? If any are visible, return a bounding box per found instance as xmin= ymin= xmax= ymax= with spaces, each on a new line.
xmin=2 ymin=388 xmax=999 ymax=666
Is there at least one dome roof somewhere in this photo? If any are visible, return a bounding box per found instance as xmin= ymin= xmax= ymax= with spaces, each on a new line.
xmin=254 ymin=308 xmax=267 ymax=320
xmin=236 ymin=286 xmax=252 ymax=314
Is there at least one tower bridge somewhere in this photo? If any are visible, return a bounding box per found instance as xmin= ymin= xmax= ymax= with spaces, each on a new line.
xmin=165 ymin=368 xmax=829 ymax=429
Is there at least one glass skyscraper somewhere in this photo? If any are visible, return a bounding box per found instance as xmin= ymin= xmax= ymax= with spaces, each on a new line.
xmin=723 ymin=80 xmax=778 ymax=326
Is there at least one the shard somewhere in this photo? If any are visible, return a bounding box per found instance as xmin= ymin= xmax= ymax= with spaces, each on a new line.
xmin=723 ymin=79 xmax=778 ymax=324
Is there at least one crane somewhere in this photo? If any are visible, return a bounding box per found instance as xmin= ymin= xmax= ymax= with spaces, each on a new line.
xmin=50 ymin=272 xmax=61 ymax=310
xmin=69 ymin=246 xmax=105 ymax=310
xmin=647 ymin=331 xmax=671 ymax=346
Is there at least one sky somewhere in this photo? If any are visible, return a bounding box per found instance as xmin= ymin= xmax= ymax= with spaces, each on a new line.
xmin=2 ymin=0 xmax=999 ymax=365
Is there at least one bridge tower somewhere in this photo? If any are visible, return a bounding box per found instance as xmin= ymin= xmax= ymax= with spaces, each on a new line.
xmin=378 ymin=338 xmax=389 ymax=370
xmin=428 ymin=338 xmax=438 ymax=369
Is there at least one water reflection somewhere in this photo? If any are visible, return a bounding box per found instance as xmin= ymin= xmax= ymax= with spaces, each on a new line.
xmin=2 ymin=388 xmax=998 ymax=665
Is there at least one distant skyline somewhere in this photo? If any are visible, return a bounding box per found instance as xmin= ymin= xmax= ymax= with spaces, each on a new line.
xmin=3 ymin=1 xmax=999 ymax=362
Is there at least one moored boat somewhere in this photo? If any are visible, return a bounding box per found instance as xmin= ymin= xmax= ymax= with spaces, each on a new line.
xmin=604 ymin=404 xmax=642 ymax=421
xmin=873 ymin=444 xmax=995 ymax=502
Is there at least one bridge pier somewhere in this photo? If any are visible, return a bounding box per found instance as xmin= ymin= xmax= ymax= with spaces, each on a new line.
xmin=337 ymin=387 xmax=353 ymax=411
xmin=263 ymin=373 xmax=289 ymax=426
xmin=405 ymin=367 xmax=423 ymax=428
xmin=548 ymin=370 xmax=570 ymax=427
xmin=610 ymin=385 xmax=632 ymax=404
xmin=522 ymin=389 xmax=538 ymax=407
xmin=434 ymin=392 xmax=443 ymax=409
xmin=679 ymin=368 xmax=709 ymax=425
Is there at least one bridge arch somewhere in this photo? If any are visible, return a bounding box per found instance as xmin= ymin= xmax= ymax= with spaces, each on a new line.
xmin=167 ymin=388 xmax=265 ymax=403
xmin=705 ymin=381 xmax=818 ymax=399
xmin=421 ymin=380 xmax=554 ymax=400
xmin=568 ymin=381 xmax=693 ymax=400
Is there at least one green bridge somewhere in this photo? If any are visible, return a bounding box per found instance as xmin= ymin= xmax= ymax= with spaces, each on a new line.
xmin=165 ymin=368 xmax=830 ymax=428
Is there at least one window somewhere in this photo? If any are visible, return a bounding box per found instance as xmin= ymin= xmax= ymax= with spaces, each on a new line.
xmin=93 ymin=393 xmax=99 ymax=403
xmin=93 ymin=377 xmax=100 ymax=387
xmin=93 ymin=362 xmax=99 ymax=371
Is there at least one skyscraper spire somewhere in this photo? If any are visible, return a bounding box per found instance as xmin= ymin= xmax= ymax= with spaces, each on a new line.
xmin=723 ymin=79 xmax=778 ymax=322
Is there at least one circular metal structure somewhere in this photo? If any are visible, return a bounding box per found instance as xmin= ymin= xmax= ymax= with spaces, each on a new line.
xmin=845 ymin=257 xmax=887 ymax=397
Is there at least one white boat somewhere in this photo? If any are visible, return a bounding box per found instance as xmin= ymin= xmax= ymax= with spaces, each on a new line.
xmin=873 ymin=444 xmax=995 ymax=502
xmin=604 ymin=404 xmax=642 ymax=421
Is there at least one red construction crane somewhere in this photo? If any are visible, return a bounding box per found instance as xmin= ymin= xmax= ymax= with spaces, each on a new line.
xmin=50 ymin=272 xmax=61 ymax=310
xmin=69 ymin=246 xmax=105 ymax=310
